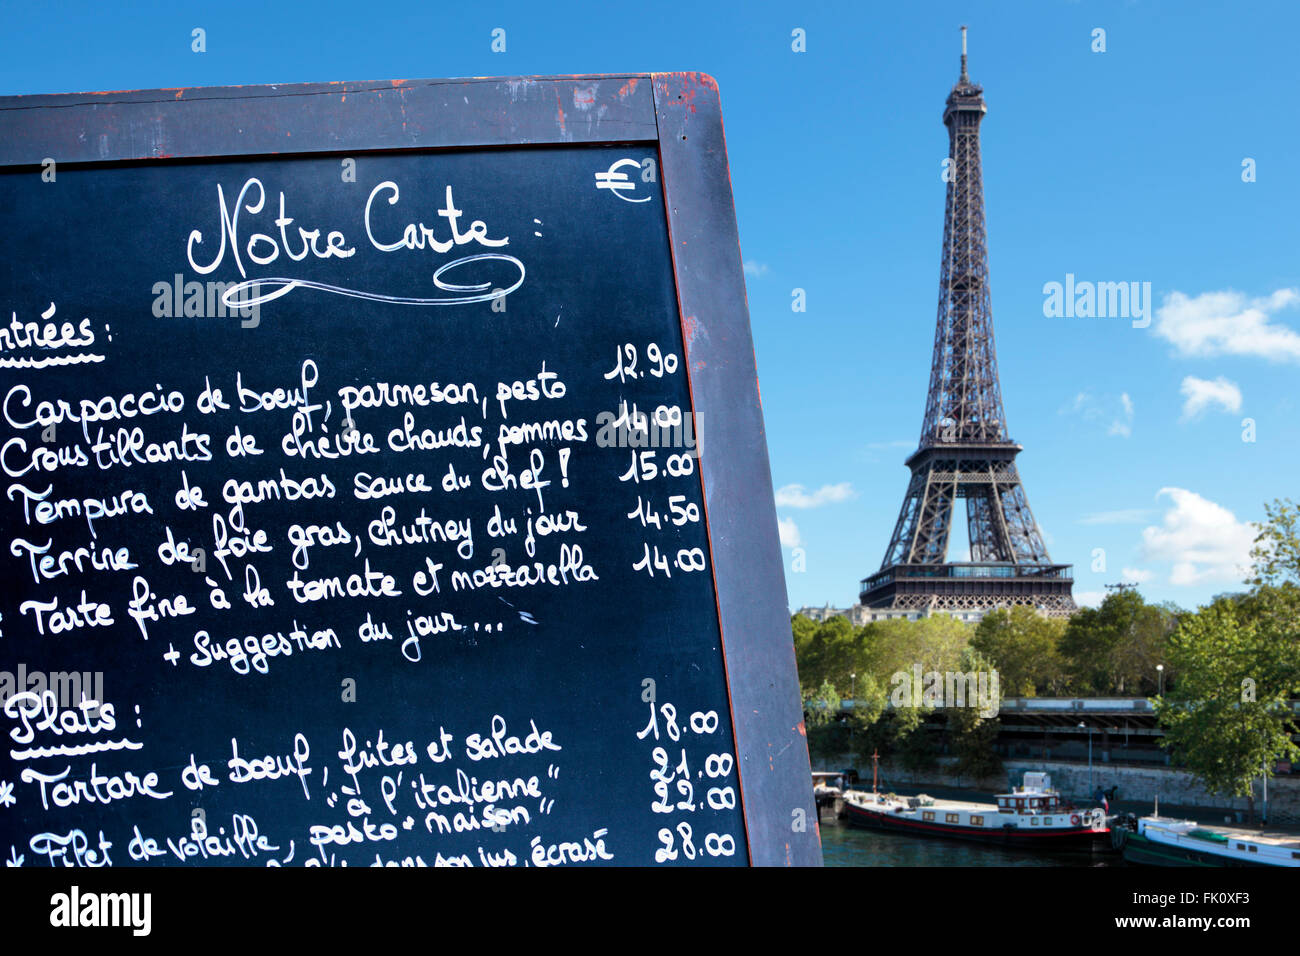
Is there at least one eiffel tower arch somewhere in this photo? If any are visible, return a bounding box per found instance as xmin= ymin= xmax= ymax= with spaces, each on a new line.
xmin=860 ymin=27 xmax=1075 ymax=618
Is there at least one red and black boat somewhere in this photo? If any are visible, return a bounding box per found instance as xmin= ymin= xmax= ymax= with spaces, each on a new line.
xmin=841 ymin=772 xmax=1111 ymax=850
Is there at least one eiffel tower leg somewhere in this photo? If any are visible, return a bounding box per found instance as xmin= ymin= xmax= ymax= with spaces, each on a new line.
xmin=911 ymin=469 xmax=957 ymax=565
xmin=967 ymin=488 xmax=1010 ymax=563
xmin=882 ymin=467 xmax=959 ymax=568
xmin=881 ymin=470 xmax=925 ymax=568
xmin=996 ymin=483 xmax=1050 ymax=563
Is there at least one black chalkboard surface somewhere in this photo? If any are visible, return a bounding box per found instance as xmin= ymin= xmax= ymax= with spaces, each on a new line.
xmin=0 ymin=74 xmax=819 ymax=867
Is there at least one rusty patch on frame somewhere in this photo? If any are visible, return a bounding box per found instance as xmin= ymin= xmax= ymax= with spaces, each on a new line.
xmin=682 ymin=314 xmax=702 ymax=350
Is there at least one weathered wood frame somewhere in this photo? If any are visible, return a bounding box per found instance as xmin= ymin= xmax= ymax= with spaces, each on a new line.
xmin=0 ymin=73 xmax=821 ymax=867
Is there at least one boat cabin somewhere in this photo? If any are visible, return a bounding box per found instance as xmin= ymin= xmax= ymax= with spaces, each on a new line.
xmin=995 ymin=772 xmax=1064 ymax=815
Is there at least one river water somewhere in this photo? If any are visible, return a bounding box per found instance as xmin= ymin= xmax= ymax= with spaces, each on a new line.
xmin=820 ymin=820 xmax=1123 ymax=866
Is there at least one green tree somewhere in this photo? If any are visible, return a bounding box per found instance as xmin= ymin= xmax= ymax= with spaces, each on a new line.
xmin=948 ymin=704 xmax=1002 ymax=780
xmin=844 ymin=672 xmax=888 ymax=763
xmin=858 ymin=614 xmax=971 ymax=687
xmin=1250 ymin=497 xmax=1300 ymax=590
xmin=970 ymin=606 xmax=1067 ymax=696
xmin=1246 ymin=498 xmax=1300 ymax=636
xmin=1060 ymin=589 xmax=1176 ymax=695
xmin=794 ymin=615 xmax=858 ymax=694
xmin=790 ymin=612 xmax=981 ymax=773
xmin=893 ymin=703 xmax=939 ymax=772
xmin=1154 ymin=499 xmax=1300 ymax=797
xmin=791 ymin=612 xmax=818 ymax=659
xmin=1155 ymin=598 xmax=1300 ymax=796
xmin=802 ymin=678 xmax=844 ymax=761
xmin=803 ymin=678 xmax=841 ymax=729
xmin=945 ymin=647 xmax=1003 ymax=781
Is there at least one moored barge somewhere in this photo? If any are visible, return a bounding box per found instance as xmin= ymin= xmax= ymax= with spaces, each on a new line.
xmin=841 ymin=772 xmax=1110 ymax=850
xmin=1114 ymin=816 xmax=1300 ymax=867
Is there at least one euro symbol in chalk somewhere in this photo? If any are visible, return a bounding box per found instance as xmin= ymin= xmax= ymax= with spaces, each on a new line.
xmin=595 ymin=158 xmax=651 ymax=203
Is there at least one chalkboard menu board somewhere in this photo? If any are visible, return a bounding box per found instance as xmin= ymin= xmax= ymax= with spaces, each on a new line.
xmin=0 ymin=74 xmax=819 ymax=867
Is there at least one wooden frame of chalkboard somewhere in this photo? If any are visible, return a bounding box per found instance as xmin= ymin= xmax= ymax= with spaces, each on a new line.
xmin=0 ymin=73 xmax=820 ymax=867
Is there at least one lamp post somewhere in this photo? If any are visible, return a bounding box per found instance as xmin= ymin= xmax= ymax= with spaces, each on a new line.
xmin=848 ymin=672 xmax=856 ymax=757
xmin=1078 ymin=721 xmax=1094 ymax=793
xmin=1156 ymin=664 xmax=1164 ymax=697
xmin=1263 ymin=753 xmax=1269 ymax=827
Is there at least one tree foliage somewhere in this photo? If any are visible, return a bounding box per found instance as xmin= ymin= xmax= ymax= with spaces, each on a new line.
xmin=970 ymin=606 xmax=1067 ymax=696
xmin=802 ymin=678 xmax=840 ymax=729
xmin=1152 ymin=498 xmax=1300 ymax=796
xmin=1155 ymin=598 xmax=1300 ymax=796
xmin=1249 ymin=497 xmax=1300 ymax=591
xmin=1059 ymin=589 xmax=1178 ymax=695
xmin=792 ymin=614 xmax=964 ymax=763
xmin=859 ymin=615 xmax=970 ymax=686
xmin=946 ymin=647 xmax=1003 ymax=780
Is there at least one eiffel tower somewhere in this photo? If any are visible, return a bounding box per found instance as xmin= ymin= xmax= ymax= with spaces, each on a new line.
xmin=860 ymin=27 xmax=1075 ymax=617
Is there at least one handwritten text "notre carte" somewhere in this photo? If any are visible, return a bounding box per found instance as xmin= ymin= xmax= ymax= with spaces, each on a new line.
xmin=186 ymin=178 xmax=509 ymax=278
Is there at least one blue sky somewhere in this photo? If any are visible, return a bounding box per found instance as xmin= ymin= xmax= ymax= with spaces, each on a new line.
xmin=3 ymin=0 xmax=1296 ymax=612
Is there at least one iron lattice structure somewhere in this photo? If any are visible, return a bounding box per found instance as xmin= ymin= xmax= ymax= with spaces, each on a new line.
xmin=861 ymin=29 xmax=1075 ymax=617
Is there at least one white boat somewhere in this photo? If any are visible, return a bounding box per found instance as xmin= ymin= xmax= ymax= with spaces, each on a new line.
xmin=1117 ymin=815 xmax=1300 ymax=867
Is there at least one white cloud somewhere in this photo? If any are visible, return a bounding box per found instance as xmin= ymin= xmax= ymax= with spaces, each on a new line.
xmin=1121 ymin=567 xmax=1154 ymax=583
xmin=778 ymin=516 xmax=802 ymax=548
xmin=1063 ymin=391 xmax=1134 ymax=438
xmin=1179 ymin=375 xmax=1242 ymax=420
xmin=1073 ymin=590 xmax=1107 ymax=608
xmin=1139 ymin=488 xmax=1255 ymax=587
xmin=1154 ymin=288 xmax=1300 ymax=362
xmin=1108 ymin=392 xmax=1134 ymax=437
xmin=774 ymin=482 xmax=855 ymax=509
xmin=743 ymin=260 xmax=769 ymax=279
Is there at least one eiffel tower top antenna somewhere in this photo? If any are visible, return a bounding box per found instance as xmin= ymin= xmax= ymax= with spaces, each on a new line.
xmin=960 ymin=25 xmax=969 ymax=82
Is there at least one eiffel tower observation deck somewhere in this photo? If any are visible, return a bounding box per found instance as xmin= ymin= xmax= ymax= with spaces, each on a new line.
xmin=860 ymin=27 xmax=1075 ymax=617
